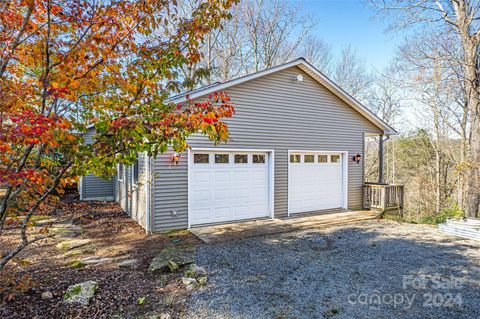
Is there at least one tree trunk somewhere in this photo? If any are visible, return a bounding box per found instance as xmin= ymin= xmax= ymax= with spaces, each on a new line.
xmin=452 ymin=0 xmax=480 ymax=217
xmin=462 ymin=46 xmax=480 ymax=217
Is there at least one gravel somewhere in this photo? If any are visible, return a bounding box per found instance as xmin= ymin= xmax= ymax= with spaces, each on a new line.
xmin=185 ymin=220 xmax=480 ymax=319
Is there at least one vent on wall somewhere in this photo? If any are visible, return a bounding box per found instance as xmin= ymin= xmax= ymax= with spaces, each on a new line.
xmin=296 ymin=74 xmax=304 ymax=82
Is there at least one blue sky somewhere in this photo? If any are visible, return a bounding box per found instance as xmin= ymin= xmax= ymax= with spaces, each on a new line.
xmin=300 ymin=0 xmax=402 ymax=71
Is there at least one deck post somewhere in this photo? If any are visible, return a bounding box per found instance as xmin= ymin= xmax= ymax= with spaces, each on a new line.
xmin=378 ymin=134 xmax=385 ymax=184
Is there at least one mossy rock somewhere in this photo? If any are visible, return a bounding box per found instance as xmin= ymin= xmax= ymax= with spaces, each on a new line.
xmin=149 ymin=246 xmax=196 ymax=272
xmin=63 ymin=281 xmax=98 ymax=305
xmin=197 ymin=276 xmax=208 ymax=286
xmin=65 ymin=259 xmax=85 ymax=268
xmin=184 ymin=264 xmax=207 ymax=278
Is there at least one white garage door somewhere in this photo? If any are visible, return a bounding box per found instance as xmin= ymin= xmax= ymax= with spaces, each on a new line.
xmin=189 ymin=151 xmax=270 ymax=225
xmin=289 ymin=152 xmax=345 ymax=214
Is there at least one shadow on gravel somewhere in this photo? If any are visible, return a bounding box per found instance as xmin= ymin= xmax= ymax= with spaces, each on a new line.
xmin=186 ymin=223 xmax=480 ymax=319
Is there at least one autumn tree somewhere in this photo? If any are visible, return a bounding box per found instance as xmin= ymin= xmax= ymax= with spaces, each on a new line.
xmin=0 ymin=0 xmax=237 ymax=270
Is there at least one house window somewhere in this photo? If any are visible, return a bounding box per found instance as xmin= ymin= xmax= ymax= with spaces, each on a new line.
xmin=253 ymin=154 xmax=265 ymax=164
xmin=318 ymin=155 xmax=328 ymax=163
xmin=118 ymin=164 xmax=124 ymax=181
xmin=290 ymin=154 xmax=301 ymax=163
xmin=194 ymin=153 xmax=209 ymax=164
xmin=133 ymin=158 xmax=139 ymax=184
xmin=215 ymin=154 xmax=229 ymax=164
xmin=304 ymin=155 xmax=315 ymax=163
xmin=234 ymin=154 xmax=248 ymax=163
xmin=330 ymin=155 xmax=341 ymax=163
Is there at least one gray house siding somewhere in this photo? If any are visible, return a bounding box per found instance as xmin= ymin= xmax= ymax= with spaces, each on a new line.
xmin=117 ymin=153 xmax=148 ymax=230
xmin=81 ymin=175 xmax=115 ymax=201
xmin=151 ymin=66 xmax=382 ymax=232
xmin=79 ymin=128 xmax=115 ymax=201
xmin=80 ymin=127 xmax=148 ymax=230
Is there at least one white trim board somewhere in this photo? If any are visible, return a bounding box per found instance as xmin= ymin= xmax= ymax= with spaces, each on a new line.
xmin=168 ymin=58 xmax=396 ymax=135
xmin=187 ymin=148 xmax=275 ymax=228
xmin=287 ymin=150 xmax=348 ymax=216
xmin=145 ymin=152 xmax=152 ymax=234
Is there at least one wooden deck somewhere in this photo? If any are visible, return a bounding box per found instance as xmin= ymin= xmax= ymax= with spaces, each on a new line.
xmin=364 ymin=183 xmax=404 ymax=214
xmin=190 ymin=210 xmax=378 ymax=243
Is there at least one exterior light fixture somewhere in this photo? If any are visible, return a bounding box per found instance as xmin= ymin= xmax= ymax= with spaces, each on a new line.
xmin=296 ymin=74 xmax=304 ymax=82
xmin=171 ymin=152 xmax=181 ymax=165
xmin=353 ymin=153 xmax=362 ymax=164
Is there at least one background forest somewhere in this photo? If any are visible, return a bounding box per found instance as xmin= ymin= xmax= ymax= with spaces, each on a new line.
xmin=180 ymin=0 xmax=479 ymax=223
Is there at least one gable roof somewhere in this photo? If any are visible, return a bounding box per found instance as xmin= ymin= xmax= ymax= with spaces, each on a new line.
xmin=168 ymin=58 xmax=397 ymax=135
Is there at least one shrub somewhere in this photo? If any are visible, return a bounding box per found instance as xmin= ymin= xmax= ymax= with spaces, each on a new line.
xmin=420 ymin=204 xmax=464 ymax=225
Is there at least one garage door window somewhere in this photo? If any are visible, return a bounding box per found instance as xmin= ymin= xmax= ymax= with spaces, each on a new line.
xmin=318 ymin=155 xmax=328 ymax=163
xmin=234 ymin=154 xmax=248 ymax=164
xmin=304 ymin=155 xmax=315 ymax=163
xmin=330 ymin=155 xmax=341 ymax=163
xmin=215 ymin=154 xmax=229 ymax=164
xmin=194 ymin=154 xmax=209 ymax=164
xmin=290 ymin=154 xmax=301 ymax=163
xmin=253 ymin=154 xmax=265 ymax=164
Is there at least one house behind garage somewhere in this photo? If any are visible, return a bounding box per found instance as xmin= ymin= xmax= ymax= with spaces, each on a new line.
xmin=79 ymin=58 xmax=396 ymax=233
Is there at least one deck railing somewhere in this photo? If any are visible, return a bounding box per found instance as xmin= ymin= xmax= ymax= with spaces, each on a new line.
xmin=363 ymin=183 xmax=404 ymax=214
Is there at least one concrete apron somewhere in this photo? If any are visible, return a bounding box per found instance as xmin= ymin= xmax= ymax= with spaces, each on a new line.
xmin=190 ymin=210 xmax=378 ymax=243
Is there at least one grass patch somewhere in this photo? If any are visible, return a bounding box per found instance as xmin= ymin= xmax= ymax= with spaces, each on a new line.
xmin=383 ymin=204 xmax=465 ymax=225
xmin=382 ymin=214 xmax=408 ymax=223
xmin=166 ymin=229 xmax=190 ymax=237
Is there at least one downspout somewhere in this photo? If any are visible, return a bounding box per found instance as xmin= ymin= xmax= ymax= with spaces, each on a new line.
xmin=145 ymin=153 xmax=152 ymax=234
xmin=79 ymin=176 xmax=83 ymax=200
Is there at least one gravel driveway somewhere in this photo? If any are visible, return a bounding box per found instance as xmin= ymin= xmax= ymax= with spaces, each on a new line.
xmin=185 ymin=220 xmax=480 ymax=319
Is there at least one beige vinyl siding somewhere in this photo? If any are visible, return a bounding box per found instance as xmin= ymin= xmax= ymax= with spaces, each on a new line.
xmin=151 ymin=66 xmax=382 ymax=232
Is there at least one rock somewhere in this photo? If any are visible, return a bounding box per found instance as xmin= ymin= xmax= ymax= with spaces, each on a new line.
xmin=55 ymin=231 xmax=78 ymax=239
xmin=33 ymin=217 xmax=57 ymax=227
xmin=63 ymin=245 xmax=97 ymax=258
xmin=117 ymin=258 xmax=139 ymax=269
xmin=53 ymin=225 xmax=84 ymax=239
xmin=41 ymin=291 xmax=53 ymax=300
xmin=167 ymin=260 xmax=179 ymax=272
xmin=79 ymin=256 xmax=114 ymax=265
xmin=148 ymin=246 xmax=196 ymax=272
xmin=181 ymin=277 xmax=198 ymax=291
xmin=63 ymin=281 xmax=98 ymax=306
xmin=197 ymin=276 xmax=208 ymax=286
xmin=185 ymin=283 xmax=197 ymax=291
xmin=184 ymin=264 xmax=207 ymax=278
xmin=56 ymin=239 xmax=92 ymax=251
xmin=181 ymin=277 xmax=197 ymax=286
xmin=65 ymin=259 xmax=84 ymax=268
